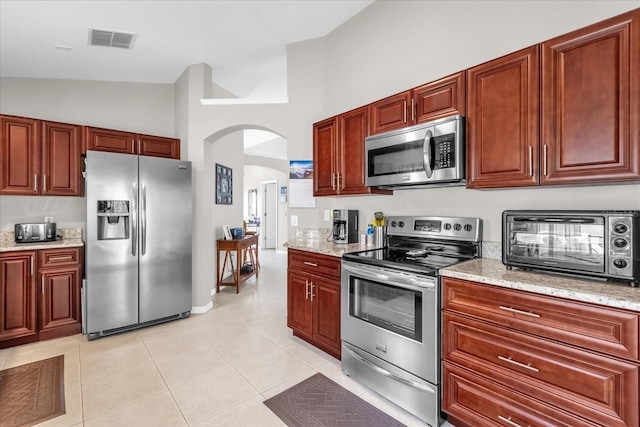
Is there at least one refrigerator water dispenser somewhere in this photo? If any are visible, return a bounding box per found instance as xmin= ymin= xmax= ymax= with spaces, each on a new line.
xmin=97 ymin=200 xmax=130 ymax=240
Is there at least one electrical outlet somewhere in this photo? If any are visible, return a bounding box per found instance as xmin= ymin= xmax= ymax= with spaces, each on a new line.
xmin=45 ymin=216 xmax=53 ymax=223
xmin=324 ymin=210 xmax=330 ymax=221
xmin=291 ymin=215 xmax=298 ymax=226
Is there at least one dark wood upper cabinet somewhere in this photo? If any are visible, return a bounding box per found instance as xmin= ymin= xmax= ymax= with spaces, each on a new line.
xmin=370 ymin=72 xmax=466 ymax=135
xmin=0 ymin=116 xmax=82 ymax=196
xmin=541 ymin=8 xmax=640 ymax=185
xmin=467 ymin=8 xmax=640 ymax=189
xmin=466 ymin=46 xmax=541 ymax=189
xmin=85 ymin=127 xmax=180 ymax=159
xmin=0 ymin=116 xmax=40 ymax=195
xmin=313 ymin=106 xmax=391 ymax=197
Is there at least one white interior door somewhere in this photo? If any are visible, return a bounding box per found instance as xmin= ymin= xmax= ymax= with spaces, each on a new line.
xmin=262 ymin=181 xmax=277 ymax=249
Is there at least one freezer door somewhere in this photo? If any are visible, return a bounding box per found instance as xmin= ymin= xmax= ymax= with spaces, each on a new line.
xmin=86 ymin=151 xmax=139 ymax=333
xmin=138 ymin=156 xmax=192 ymax=323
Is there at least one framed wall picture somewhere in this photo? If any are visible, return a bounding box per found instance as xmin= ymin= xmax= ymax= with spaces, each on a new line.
xmin=215 ymin=163 xmax=233 ymax=205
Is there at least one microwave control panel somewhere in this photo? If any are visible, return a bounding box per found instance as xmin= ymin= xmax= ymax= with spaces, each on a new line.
xmin=434 ymin=134 xmax=455 ymax=169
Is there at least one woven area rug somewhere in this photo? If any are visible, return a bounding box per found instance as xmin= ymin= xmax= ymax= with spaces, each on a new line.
xmin=0 ymin=355 xmax=65 ymax=427
xmin=264 ymin=373 xmax=405 ymax=427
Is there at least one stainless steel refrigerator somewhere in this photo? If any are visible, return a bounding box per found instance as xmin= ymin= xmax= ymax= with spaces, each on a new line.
xmin=84 ymin=151 xmax=192 ymax=340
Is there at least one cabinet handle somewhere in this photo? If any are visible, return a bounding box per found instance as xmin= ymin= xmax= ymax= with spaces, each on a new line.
xmin=498 ymin=355 xmax=539 ymax=372
xmin=303 ymin=262 xmax=318 ymax=267
xmin=543 ymin=144 xmax=548 ymax=176
xmin=498 ymin=305 xmax=540 ymax=318
xmin=49 ymin=256 xmax=73 ymax=261
xmin=31 ymin=256 xmax=34 ymax=276
xmin=305 ymin=280 xmax=310 ymax=299
xmin=411 ymin=98 xmax=415 ymax=122
xmin=498 ymin=415 xmax=525 ymax=427
xmin=310 ymin=282 xmax=315 ymax=301
xmin=336 ymin=173 xmax=341 ymax=191
xmin=41 ymin=276 xmax=45 ymax=294
xmin=528 ymin=146 xmax=533 ymax=177
xmin=34 ymin=174 xmax=38 ymax=192
xmin=331 ymin=173 xmax=336 ymax=190
xmin=138 ymin=138 xmax=141 ymax=154
xmin=403 ymin=100 xmax=407 ymax=123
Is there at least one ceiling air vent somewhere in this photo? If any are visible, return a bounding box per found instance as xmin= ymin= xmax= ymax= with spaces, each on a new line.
xmin=88 ymin=29 xmax=137 ymax=49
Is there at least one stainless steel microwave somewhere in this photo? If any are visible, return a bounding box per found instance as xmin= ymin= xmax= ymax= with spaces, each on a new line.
xmin=365 ymin=115 xmax=465 ymax=189
xmin=502 ymin=210 xmax=639 ymax=287
xmin=15 ymin=222 xmax=57 ymax=243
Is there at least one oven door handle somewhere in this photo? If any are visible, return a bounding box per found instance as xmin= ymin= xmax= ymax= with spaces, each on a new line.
xmin=342 ymin=262 xmax=436 ymax=290
xmin=343 ymin=345 xmax=435 ymax=394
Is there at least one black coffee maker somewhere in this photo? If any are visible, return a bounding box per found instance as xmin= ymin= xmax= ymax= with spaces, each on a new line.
xmin=332 ymin=209 xmax=358 ymax=244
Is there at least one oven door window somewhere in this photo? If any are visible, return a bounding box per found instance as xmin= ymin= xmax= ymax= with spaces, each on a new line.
xmin=348 ymin=276 xmax=422 ymax=341
xmin=506 ymin=216 xmax=605 ymax=273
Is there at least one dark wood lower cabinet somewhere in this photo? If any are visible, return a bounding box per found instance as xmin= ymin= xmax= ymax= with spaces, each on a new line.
xmin=442 ymin=277 xmax=640 ymax=427
xmin=287 ymin=249 xmax=341 ymax=359
xmin=1 ymin=247 xmax=83 ymax=348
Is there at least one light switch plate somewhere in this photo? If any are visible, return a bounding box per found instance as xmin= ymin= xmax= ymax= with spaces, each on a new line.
xmin=45 ymin=217 xmax=53 ymax=223
xmin=324 ymin=210 xmax=330 ymax=221
xmin=291 ymin=215 xmax=298 ymax=226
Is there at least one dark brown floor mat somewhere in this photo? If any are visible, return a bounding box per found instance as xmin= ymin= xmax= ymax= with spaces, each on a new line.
xmin=0 ymin=355 xmax=65 ymax=427
xmin=264 ymin=373 xmax=405 ymax=427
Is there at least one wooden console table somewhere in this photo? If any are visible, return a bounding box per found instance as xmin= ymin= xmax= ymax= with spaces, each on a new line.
xmin=216 ymin=235 xmax=259 ymax=293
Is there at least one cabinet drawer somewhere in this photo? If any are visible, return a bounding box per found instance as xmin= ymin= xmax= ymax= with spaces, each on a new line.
xmin=38 ymin=248 xmax=81 ymax=268
xmin=288 ymin=249 xmax=341 ymax=280
xmin=443 ymin=277 xmax=639 ymax=361
xmin=442 ymin=362 xmax=596 ymax=427
xmin=443 ymin=312 xmax=639 ymax=427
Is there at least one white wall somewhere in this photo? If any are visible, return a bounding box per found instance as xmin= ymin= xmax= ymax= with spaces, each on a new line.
xmin=302 ymin=0 xmax=640 ymax=243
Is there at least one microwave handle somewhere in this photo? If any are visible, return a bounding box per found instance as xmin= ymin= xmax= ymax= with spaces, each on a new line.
xmin=513 ymin=217 xmax=596 ymax=224
xmin=422 ymin=130 xmax=434 ymax=178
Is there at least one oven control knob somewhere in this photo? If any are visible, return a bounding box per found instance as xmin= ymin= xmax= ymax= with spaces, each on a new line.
xmin=443 ymin=223 xmax=452 ymax=230
xmin=464 ymin=224 xmax=473 ymax=232
xmin=613 ymin=259 xmax=628 ymax=269
xmin=390 ymin=221 xmax=397 ymax=228
xmin=613 ymin=238 xmax=628 ymax=248
xmin=454 ymin=224 xmax=462 ymax=231
xmin=398 ymin=221 xmax=405 ymax=228
xmin=613 ymin=223 xmax=629 ymax=234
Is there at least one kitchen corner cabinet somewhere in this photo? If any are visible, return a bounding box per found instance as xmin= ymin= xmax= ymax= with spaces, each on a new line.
xmin=0 ymin=248 xmax=82 ymax=349
xmin=369 ymin=71 xmax=466 ymax=135
xmin=0 ymin=115 xmax=83 ymax=196
xmin=85 ymin=126 xmax=180 ymax=159
xmin=313 ymin=106 xmax=391 ymax=196
xmin=0 ymin=251 xmax=37 ymax=348
xmin=441 ymin=277 xmax=640 ymax=427
xmin=287 ymin=249 xmax=341 ymax=359
xmin=467 ymin=9 xmax=640 ymax=189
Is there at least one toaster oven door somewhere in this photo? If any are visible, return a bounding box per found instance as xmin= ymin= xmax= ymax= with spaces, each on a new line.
xmin=503 ymin=213 xmax=606 ymax=274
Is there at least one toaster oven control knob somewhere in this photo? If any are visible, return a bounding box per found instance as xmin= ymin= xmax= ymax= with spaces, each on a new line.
xmin=443 ymin=223 xmax=452 ymax=230
xmin=613 ymin=259 xmax=628 ymax=269
xmin=454 ymin=224 xmax=462 ymax=231
xmin=613 ymin=238 xmax=628 ymax=248
xmin=613 ymin=223 xmax=628 ymax=234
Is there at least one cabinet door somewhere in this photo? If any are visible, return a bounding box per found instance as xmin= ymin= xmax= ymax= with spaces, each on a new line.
xmin=138 ymin=134 xmax=180 ymax=159
xmin=41 ymin=121 xmax=83 ymax=196
xmin=313 ymin=117 xmax=338 ymax=196
xmin=414 ymin=72 xmax=466 ymax=124
xmin=311 ymin=277 xmax=341 ymax=359
xmin=287 ymin=270 xmax=312 ymax=338
xmin=541 ymin=9 xmax=640 ymax=185
xmin=0 ymin=252 xmax=37 ymax=348
xmin=38 ymin=267 xmax=82 ymax=340
xmin=0 ymin=115 xmax=40 ymax=195
xmin=369 ymin=91 xmax=412 ymax=135
xmin=466 ymin=46 xmax=540 ymax=189
xmin=85 ymin=127 xmax=136 ymax=155
xmin=337 ymin=106 xmax=369 ymax=195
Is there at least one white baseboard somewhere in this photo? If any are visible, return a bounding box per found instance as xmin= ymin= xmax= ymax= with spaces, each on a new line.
xmin=191 ymin=300 xmax=213 ymax=314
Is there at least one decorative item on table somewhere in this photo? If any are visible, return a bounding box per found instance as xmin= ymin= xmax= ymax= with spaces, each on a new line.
xmin=231 ymin=227 xmax=245 ymax=239
xmin=222 ymin=224 xmax=232 ymax=240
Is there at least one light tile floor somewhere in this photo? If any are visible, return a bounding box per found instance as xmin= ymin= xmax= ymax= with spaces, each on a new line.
xmin=0 ymin=249 xmax=453 ymax=427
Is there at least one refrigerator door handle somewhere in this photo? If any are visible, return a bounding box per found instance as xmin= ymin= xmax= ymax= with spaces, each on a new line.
xmin=132 ymin=182 xmax=138 ymax=256
xmin=141 ymin=183 xmax=147 ymax=256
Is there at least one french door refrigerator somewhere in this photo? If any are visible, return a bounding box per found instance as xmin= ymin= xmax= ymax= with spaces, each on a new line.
xmin=85 ymin=151 xmax=192 ymax=340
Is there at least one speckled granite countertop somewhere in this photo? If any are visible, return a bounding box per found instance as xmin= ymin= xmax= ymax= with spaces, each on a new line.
xmin=284 ymin=237 xmax=378 ymax=257
xmin=0 ymin=228 xmax=84 ymax=252
xmin=440 ymin=258 xmax=640 ymax=312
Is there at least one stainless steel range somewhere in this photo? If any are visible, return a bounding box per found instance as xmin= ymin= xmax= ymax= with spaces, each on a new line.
xmin=341 ymin=215 xmax=482 ymax=426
